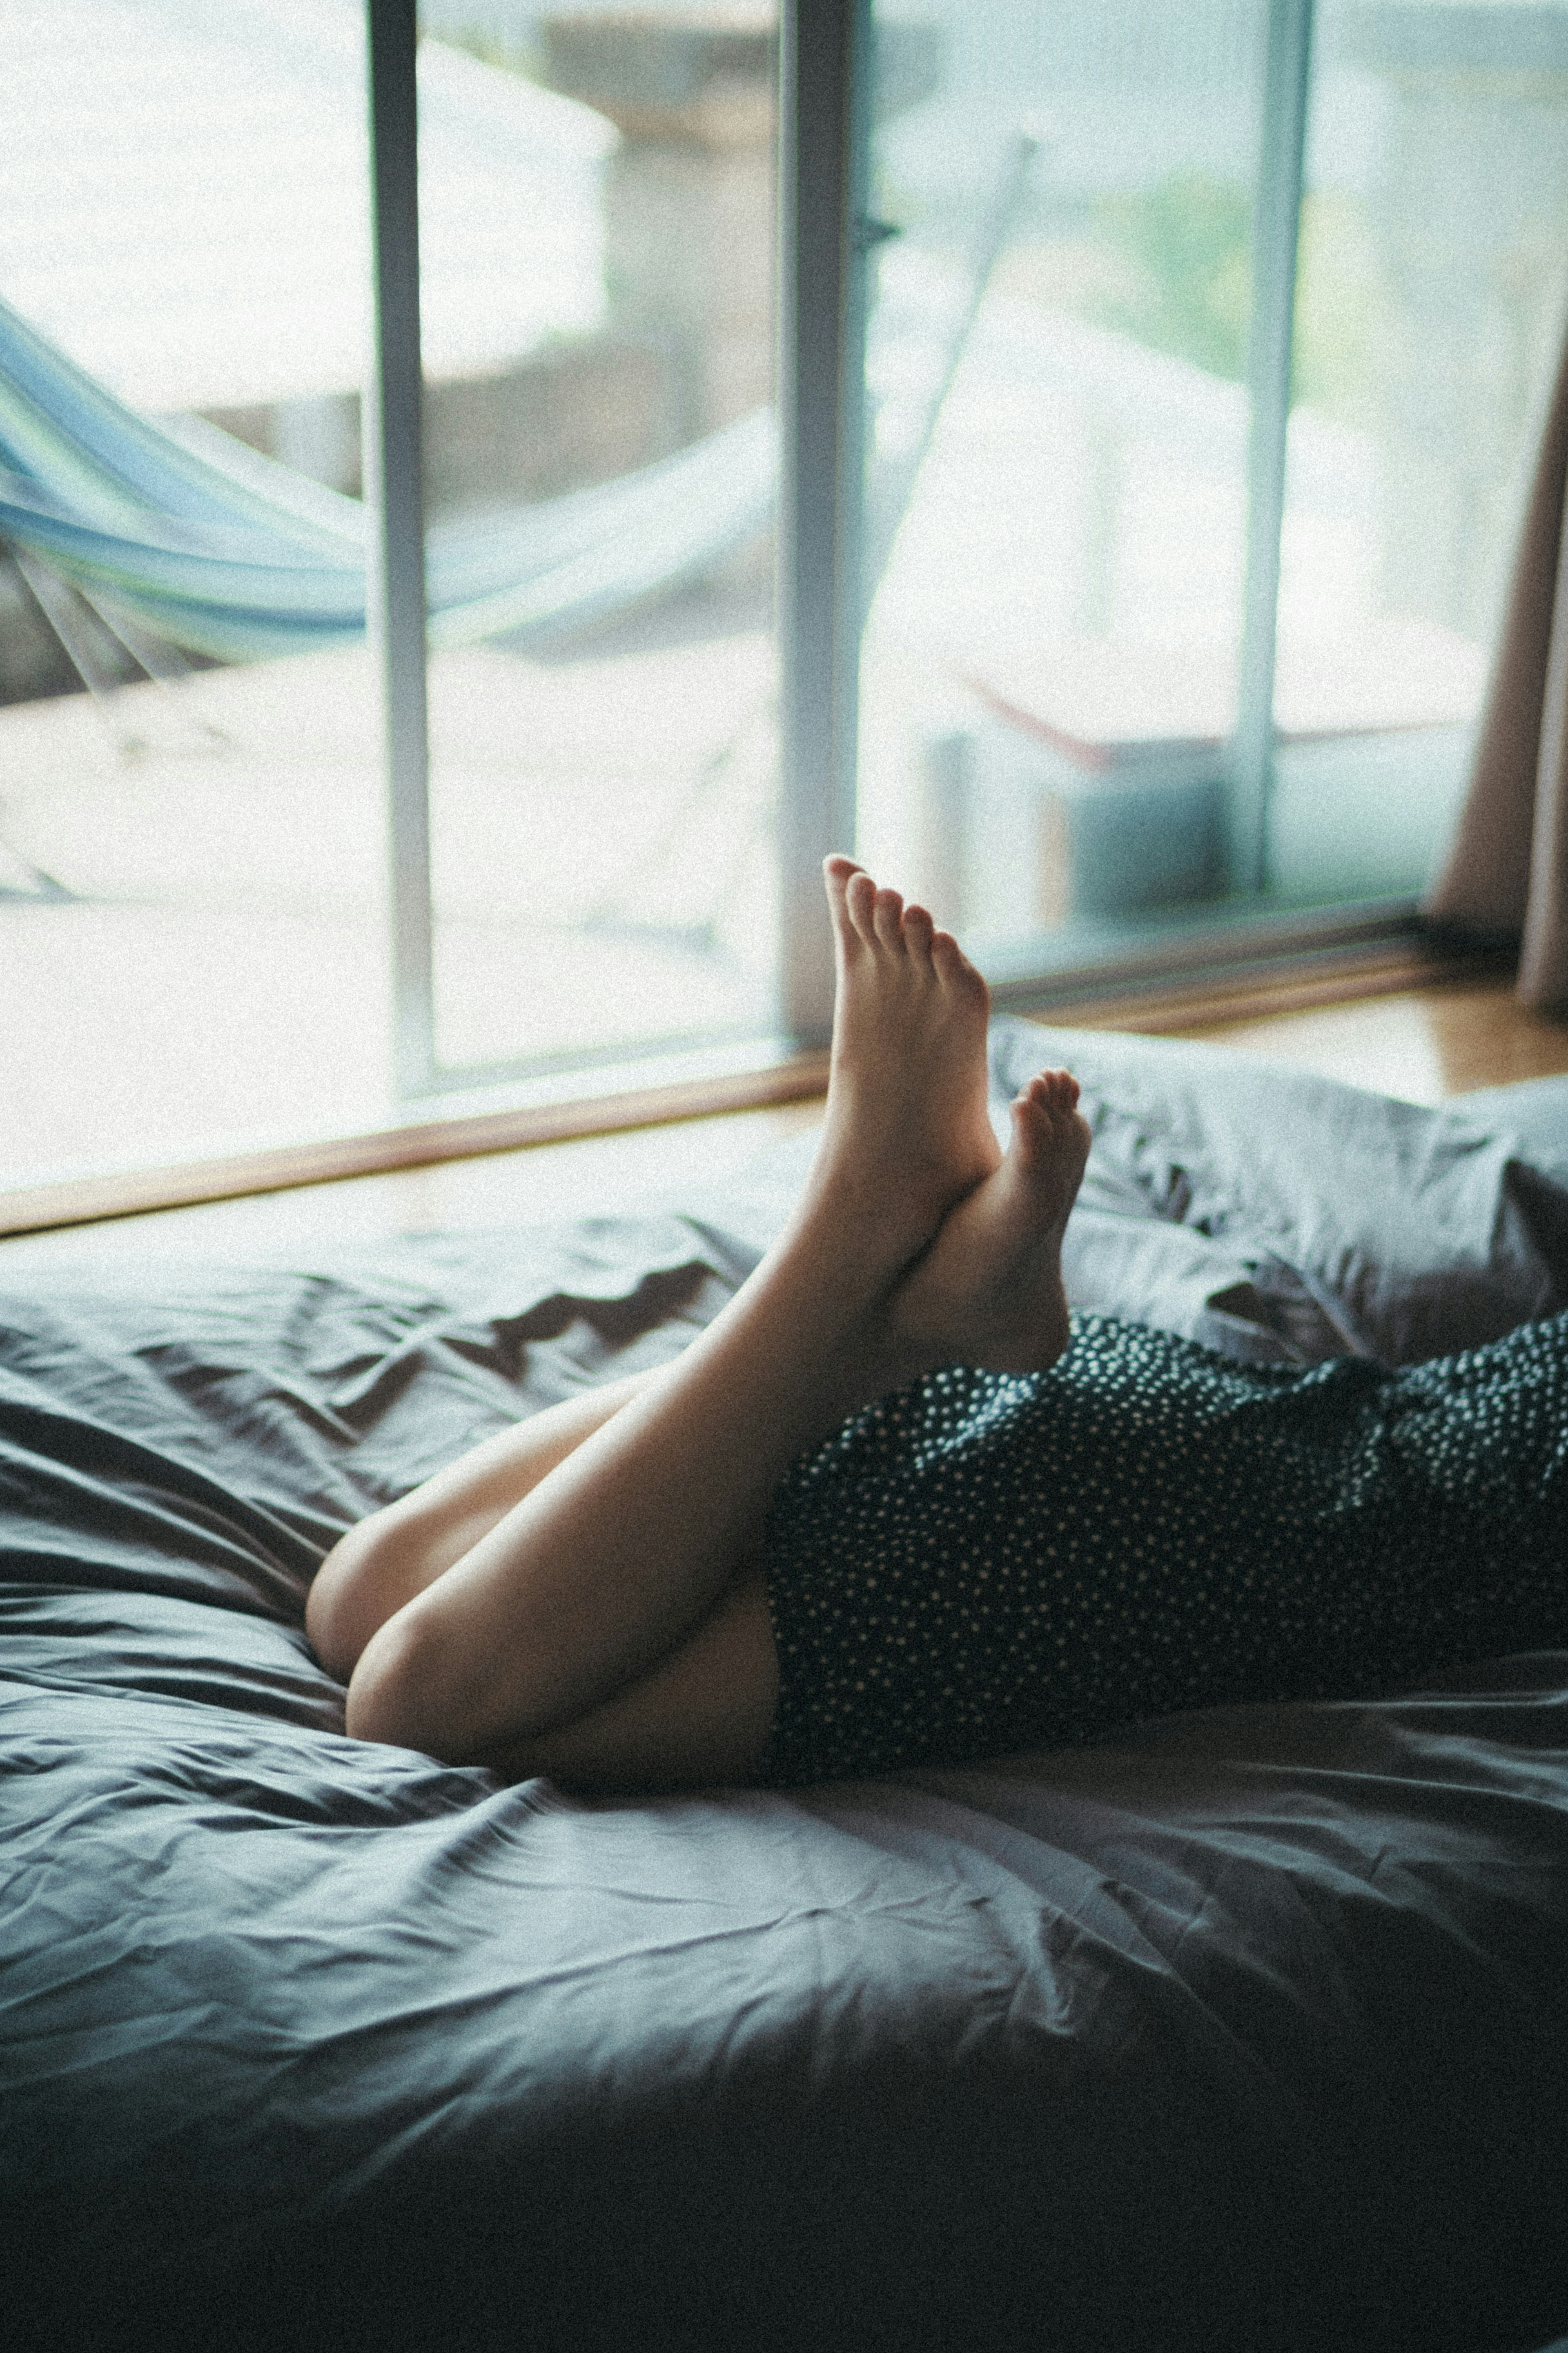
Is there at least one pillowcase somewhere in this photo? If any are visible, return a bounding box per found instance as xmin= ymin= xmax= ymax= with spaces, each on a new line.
xmin=989 ymin=1017 xmax=1568 ymax=1366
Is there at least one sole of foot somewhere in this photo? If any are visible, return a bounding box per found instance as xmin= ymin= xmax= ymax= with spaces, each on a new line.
xmin=890 ymin=1068 xmax=1091 ymax=1375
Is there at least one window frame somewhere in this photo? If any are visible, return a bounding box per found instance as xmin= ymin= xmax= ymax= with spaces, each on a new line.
xmin=838 ymin=0 xmax=1456 ymax=1004
xmin=1 ymin=0 xmax=1460 ymax=1240
xmin=365 ymin=0 xmax=877 ymax=1090
xmin=364 ymin=0 xmax=1440 ymax=1116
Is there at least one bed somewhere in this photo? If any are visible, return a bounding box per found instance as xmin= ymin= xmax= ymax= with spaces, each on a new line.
xmin=5 ymin=1019 xmax=1568 ymax=2353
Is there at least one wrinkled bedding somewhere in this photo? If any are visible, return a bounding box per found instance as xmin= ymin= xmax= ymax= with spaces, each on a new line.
xmin=4 ymin=1024 xmax=1568 ymax=2353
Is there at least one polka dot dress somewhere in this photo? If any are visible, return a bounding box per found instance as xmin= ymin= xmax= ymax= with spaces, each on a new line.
xmin=756 ymin=1309 xmax=1568 ymax=1786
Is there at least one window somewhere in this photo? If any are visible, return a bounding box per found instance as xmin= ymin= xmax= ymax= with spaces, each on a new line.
xmin=855 ymin=0 xmax=1270 ymax=977
xmin=0 ymin=0 xmax=390 ymax=1187
xmin=851 ymin=0 xmax=1568 ymax=994
xmin=2 ymin=0 xmax=1566 ymax=1204
xmin=1272 ymin=0 xmax=1568 ymax=905
xmin=411 ymin=1 xmax=782 ymax=1088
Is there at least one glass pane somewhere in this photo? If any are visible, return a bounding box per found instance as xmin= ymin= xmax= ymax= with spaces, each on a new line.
xmin=857 ymin=0 xmax=1266 ymax=968
xmin=416 ymin=4 xmax=780 ymax=1079
xmin=0 ymin=0 xmax=386 ymax=1190
xmin=1272 ymin=0 xmax=1568 ymax=903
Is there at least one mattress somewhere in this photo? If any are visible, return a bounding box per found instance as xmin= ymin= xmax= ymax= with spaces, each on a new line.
xmin=4 ymin=1024 xmax=1568 ymax=2353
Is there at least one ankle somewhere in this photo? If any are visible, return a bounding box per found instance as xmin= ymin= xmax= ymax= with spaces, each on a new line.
xmin=791 ymin=1157 xmax=947 ymax=1299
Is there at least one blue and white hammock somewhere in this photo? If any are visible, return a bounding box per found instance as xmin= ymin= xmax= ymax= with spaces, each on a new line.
xmin=0 ymin=291 xmax=775 ymax=664
xmin=0 ymin=129 xmax=1034 ymax=674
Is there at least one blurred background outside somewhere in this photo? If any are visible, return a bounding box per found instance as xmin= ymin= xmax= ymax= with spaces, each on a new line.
xmin=2 ymin=0 xmax=1566 ymax=1184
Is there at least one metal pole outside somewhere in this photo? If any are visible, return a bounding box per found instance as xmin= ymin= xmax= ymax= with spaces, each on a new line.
xmin=365 ymin=0 xmax=436 ymax=1097
xmin=777 ymin=0 xmax=873 ymax=1045
xmin=1229 ymin=0 xmax=1315 ymax=897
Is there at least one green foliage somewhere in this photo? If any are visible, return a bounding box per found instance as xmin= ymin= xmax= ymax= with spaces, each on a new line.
xmin=425 ymin=22 xmax=542 ymax=79
xmin=1090 ymin=172 xmax=1254 ymax=382
xmin=1291 ymin=188 xmax=1384 ymax=418
xmin=1080 ymin=172 xmax=1383 ymax=413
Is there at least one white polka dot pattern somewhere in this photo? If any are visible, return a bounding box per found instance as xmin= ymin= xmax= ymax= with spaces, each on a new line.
xmin=757 ymin=1311 xmax=1568 ymax=1785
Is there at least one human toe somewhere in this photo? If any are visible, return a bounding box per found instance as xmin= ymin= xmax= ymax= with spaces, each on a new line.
xmin=931 ymin=927 xmax=984 ymax=994
xmin=872 ymin=885 xmax=906 ymax=950
xmin=902 ymin=902 xmax=935 ymax=959
xmin=844 ymin=869 xmax=880 ymax=942
xmin=1029 ymin=1068 xmax=1080 ymax=1114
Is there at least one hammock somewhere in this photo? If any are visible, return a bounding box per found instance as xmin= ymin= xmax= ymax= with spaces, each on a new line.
xmin=0 ymin=291 xmax=775 ymax=663
xmin=0 ymin=129 xmax=1036 ymax=674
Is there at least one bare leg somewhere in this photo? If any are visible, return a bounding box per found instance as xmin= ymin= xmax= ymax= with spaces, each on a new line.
xmin=310 ymin=1367 xmax=777 ymax=1790
xmin=343 ymin=859 xmax=998 ymax=1776
xmin=471 ymin=1558 xmax=776 ymax=1792
xmin=309 ymin=1067 xmax=1087 ymax=1691
xmin=305 ymin=1371 xmax=657 ymax=1682
xmin=483 ymin=1064 xmax=1093 ymax=1790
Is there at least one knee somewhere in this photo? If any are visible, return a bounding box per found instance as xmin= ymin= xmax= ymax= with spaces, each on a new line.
xmin=344 ymin=1593 xmax=515 ymax=1762
xmin=343 ymin=1604 xmax=448 ymax=1754
xmin=306 ymin=1513 xmax=416 ymax=1684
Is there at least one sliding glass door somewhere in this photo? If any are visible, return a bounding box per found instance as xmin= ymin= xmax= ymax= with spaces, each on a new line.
xmin=4 ymin=0 xmax=1568 ymax=1200
xmin=413 ymin=4 xmax=781 ymax=1087
xmin=1271 ymin=0 xmax=1568 ymax=906
xmin=0 ymin=0 xmax=391 ymax=1187
xmin=854 ymin=0 xmax=1271 ymax=975
xmin=851 ymin=0 xmax=1568 ymax=993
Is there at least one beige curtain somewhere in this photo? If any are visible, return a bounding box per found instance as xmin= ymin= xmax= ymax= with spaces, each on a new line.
xmin=1425 ymin=317 xmax=1568 ymax=1008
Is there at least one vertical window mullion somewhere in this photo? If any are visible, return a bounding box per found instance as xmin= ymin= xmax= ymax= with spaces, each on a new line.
xmin=777 ymin=0 xmax=873 ymax=1046
xmin=366 ymin=0 xmax=435 ymax=1098
xmin=1230 ymin=0 xmax=1315 ymax=897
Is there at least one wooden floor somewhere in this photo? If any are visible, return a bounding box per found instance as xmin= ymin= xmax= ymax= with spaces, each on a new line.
xmin=1177 ymin=978 xmax=1568 ymax=1100
xmin=5 ymin=976 xmax=1568 ymax=1274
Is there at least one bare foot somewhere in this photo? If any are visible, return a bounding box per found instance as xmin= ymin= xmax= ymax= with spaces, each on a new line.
xmin=890 ymin=1068 xmax=1091 ymax=1375
xmin=796 ymin=856 xmax=1000 ymax=1292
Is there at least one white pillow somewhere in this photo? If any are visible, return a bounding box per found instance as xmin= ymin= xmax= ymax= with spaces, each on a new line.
xmin=989 ymin=1019 xmax=1568 ymax=1366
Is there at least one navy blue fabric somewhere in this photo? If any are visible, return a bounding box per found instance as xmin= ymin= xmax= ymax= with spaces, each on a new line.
xmin=2 ymin=1171 xmax=1568 ymax=2350
xmin=760 ymin=1313 xmax=1568 ymax=1784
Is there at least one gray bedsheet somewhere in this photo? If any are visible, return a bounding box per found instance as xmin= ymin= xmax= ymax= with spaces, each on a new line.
xmin=4 ymin=1036 xmax=1568 ymax=2353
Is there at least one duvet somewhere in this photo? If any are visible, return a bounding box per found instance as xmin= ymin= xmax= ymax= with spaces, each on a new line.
xmin=4 ymin=1024 xmax=1568 ymax=2353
